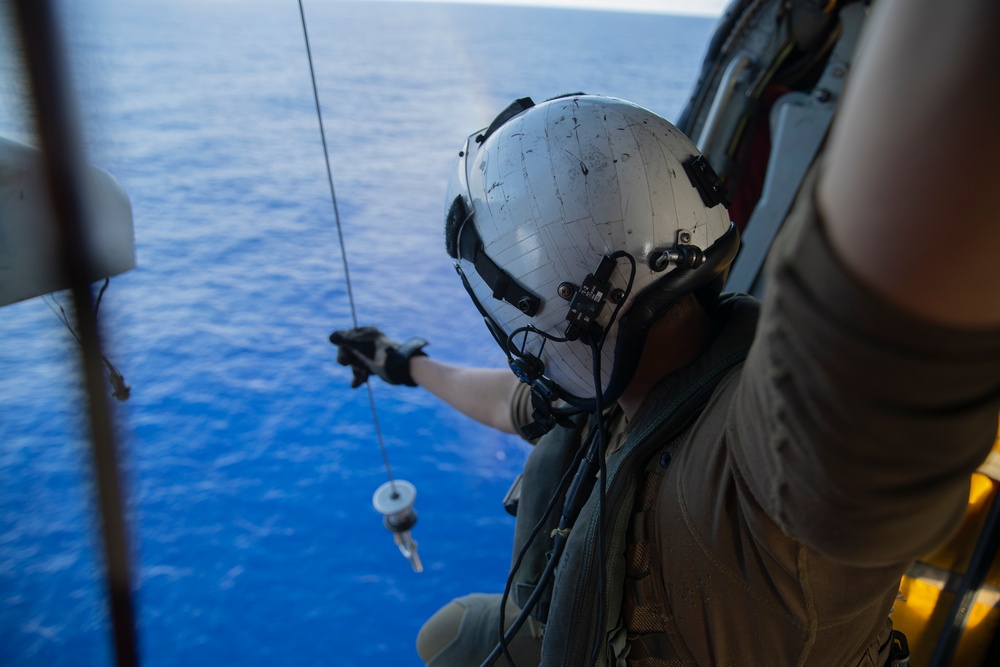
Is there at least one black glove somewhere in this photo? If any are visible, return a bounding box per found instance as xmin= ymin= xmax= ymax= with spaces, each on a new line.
xmin=329 ymin=326 xmax=428 ymax=388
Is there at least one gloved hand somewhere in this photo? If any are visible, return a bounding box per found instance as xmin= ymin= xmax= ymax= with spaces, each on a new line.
xmin=329 ymin=326 xmax=428 ymax=388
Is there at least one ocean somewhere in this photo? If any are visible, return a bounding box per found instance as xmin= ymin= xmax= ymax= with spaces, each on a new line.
xmin=0 ymin=1 xmax=717 ymax=664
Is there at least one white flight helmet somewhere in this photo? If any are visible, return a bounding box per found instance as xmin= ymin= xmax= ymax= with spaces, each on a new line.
xmin=445 ymin=94 xmax=738 ymax=407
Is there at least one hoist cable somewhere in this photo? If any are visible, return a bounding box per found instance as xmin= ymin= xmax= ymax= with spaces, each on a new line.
xmin=10 ymin=0 xmax=139 ymax=665
xmin=297 ymin=0 xmax=397 ymax=489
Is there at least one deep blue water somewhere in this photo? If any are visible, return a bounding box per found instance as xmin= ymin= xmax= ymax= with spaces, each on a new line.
xmin=0 ymin=1 xmax=716 ymax=664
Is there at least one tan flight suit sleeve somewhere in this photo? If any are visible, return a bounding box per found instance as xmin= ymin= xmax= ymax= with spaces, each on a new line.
xmin=509 ymin=381 xmax=535 ymax=442
xmin=728 ymin=167 xmax=1000 ymax=566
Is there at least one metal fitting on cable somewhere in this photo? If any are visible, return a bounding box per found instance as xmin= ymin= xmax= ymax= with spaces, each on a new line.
xmin=373 ymin=480 xmax=423 ymax=573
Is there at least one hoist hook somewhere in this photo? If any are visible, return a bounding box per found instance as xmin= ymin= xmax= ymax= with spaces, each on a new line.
xmin=373 ymin=480 xmax=423 ymax=573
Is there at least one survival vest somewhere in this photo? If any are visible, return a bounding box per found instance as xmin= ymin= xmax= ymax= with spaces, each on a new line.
xmin=508 ymin=294 xmax=759 ymax=665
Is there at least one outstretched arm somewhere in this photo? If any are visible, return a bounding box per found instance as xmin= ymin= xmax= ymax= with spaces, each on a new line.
xmin=329 ymin=326 xmax=522 ymax=435
xmin=819 ymin=0 xmax=1000 ymax=328
xmin=410 ymin=356 xmax=522 ymax=435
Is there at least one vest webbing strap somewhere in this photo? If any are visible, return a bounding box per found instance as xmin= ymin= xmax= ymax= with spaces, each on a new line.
xmin=622 ymin=466 xmax=683 ymax=666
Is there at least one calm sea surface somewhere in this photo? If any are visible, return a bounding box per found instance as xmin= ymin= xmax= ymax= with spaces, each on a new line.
xmin=0 ymin=1 xmax=716 ymax=664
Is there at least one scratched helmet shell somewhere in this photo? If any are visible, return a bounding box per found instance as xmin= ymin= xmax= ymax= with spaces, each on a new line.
xmin=445 ymin=94 xmax=738 ymax=405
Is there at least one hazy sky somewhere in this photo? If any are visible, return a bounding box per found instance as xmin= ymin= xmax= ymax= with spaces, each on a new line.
xmin=365 ymin=0 xmax=730 ymax=18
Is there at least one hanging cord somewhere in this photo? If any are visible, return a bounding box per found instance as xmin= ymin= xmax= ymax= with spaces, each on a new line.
xmin=584 ymin=251 xmax=637 ymax=667
xmin=44 ymin=278 xmax=131 ymax=401
xmin=297 ymin=0 xmax=397 ymax=491
xmin=487 ymin=252 xmax=636 ymax=666
xmin=486 ymin=426 xmax=602 ymax=667
xmin=586 ymin=339 xmax=609 ymax=667
xmin=494 ymin=425 xmax=593 ymax=664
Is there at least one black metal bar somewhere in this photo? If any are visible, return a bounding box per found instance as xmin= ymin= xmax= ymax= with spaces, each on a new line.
xmin=9 ymin=1 xmax=140 ymax=665
xmin=927 ymin=487 xmax=1000 ymax=667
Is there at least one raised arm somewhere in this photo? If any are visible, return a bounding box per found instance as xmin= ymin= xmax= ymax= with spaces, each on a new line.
xmin=819 ymin=0 xmax=1000 ymax=329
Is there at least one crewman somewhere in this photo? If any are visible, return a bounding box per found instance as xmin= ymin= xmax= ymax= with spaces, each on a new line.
xmin=332 ymin=0 xmax=1000 ymax=664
